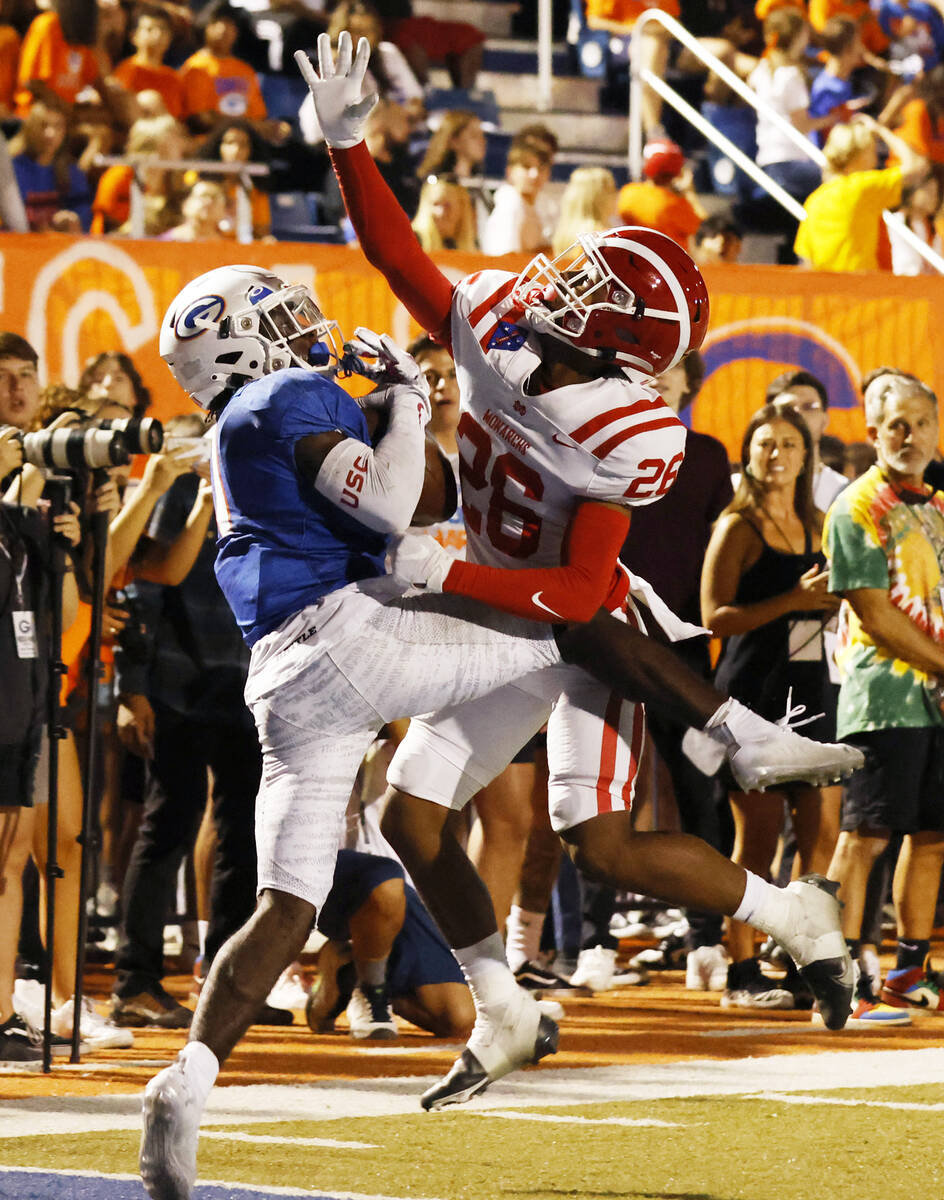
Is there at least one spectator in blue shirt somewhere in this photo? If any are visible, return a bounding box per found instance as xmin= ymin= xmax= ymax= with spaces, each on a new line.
xmin=878 ymin=1 xmax=944 ymax=74
xmin=809 ymin=17 xmax=871 ymax=149
xmin=8 ymin=90 xmax=92 ymax=232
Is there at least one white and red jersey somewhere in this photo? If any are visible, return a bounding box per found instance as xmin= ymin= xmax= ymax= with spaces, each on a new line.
xmin=451 ymin=269 xmax=686 ymax=574
xmin=330 ymin=142 xmax=688 ymax=624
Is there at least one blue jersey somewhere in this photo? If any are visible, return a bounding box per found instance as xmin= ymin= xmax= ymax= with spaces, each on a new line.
xmin=211 ymin=368 xmax=387 ymax=646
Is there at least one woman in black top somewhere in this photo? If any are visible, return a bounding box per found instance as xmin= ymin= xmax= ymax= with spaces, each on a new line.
xmin=701 ymin=403 xmax=841 ymax=1011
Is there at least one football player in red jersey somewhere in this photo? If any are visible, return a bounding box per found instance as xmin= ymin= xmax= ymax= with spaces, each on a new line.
xmin=298 ymin=32 xmax=864 ymax=1111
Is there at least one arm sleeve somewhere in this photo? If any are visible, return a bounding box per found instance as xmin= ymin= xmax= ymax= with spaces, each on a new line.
xmin=443 ymin=502 xmax=631 ymax=623
xmin=329 ymin=141 xmax=455 ymax=342
xmin=313 ymin=386 xmax=430 ymax=534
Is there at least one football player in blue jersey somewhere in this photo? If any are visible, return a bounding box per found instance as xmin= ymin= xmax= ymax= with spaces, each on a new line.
xmin=139 ymin=261 xmax=862 ymax=1199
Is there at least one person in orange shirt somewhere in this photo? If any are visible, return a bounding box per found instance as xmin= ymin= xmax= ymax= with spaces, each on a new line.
xmin=15 ymin=5 xmax=114 ymax=118
xmin=179 ymin=0 xmax=269 ymax=135
xmin=111 ymin=4 xmax=185 ymax=121
xmin=584 ymin=0 xmax=680 ymax=135
xmin=617 ymin=137 xmax=707 ymax=251
xmin=892 ymin=63 xmax=944 ymax=163
xmin=0 ymin=21 xmax=20 ymax=116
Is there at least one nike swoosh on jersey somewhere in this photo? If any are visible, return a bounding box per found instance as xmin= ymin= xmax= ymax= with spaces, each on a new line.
xmin=531 ymin=591 xmax=563 ymax=618
xmin=551 ymin=433 xmax=578 ymax=448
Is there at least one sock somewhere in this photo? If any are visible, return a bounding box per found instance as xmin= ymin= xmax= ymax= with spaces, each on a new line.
xmin=505 ymin=906 xmax=544 ymax=973
xmin=197 ymin=920 xmax=209 ymax=959
xmin=731 ymin=869 xmax=781 ymax=930
xmin=895 ymin=939 xmax=929 ymax=971
xmin=356 ymin=957 xmax=388 ymax=989
xmin=178 ymin=1040 xmax=219 ymax=1106
xmin=454 ymin=933 xmax=517 ymax=1008
xmin=705 ymin=698 xmax=769 ymax=743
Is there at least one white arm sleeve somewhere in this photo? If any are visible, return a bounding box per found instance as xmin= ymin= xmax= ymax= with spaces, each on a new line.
xmin=313 ymin=386 xmax=429 ymax=533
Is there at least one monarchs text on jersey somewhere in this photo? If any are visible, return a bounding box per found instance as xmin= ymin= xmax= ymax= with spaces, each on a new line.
xmin=451 ymin=270 xmax=687 ymax=573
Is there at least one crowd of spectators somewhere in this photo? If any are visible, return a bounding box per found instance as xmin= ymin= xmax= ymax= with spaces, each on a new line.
xmin=2 ymin=1 xmax=944 ymax=1065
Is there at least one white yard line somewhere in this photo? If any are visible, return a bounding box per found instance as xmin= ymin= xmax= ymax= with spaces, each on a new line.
xmin=201 ymin=1131 xmax=377 ymax=1149
xmin=1 ymin=1048 xmax=943 ymax=1140
xmin=755 ymin=1091 xmax=944 ymax=1111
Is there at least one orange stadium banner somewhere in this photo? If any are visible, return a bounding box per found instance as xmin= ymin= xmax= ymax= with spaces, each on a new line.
xmin=2 ymin=233 xmax=943 ymax=460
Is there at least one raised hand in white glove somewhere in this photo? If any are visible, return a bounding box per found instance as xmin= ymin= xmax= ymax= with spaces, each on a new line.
xmin=344 ymin=327 xmax=431 ymax=423
xmin=295 ymin=32 xmax=378 ymax=149
xmin=389 ymin=533 xmax=456 ymax=592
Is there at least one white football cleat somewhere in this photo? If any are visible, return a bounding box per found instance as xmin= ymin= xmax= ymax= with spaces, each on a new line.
xmin=421 ymin=986 xmax=558 ymax=1111
xmin=708 ymin=699 xmax=864 ymax=791
xmin=768 ymin=874 xmax=854 ymax=1031
xmin=140 ymin=1063 xmax=202 ymax=1200
xmin=685 ymin=944 xmax=729 ymax=992
xmin=569 ymin=945 xmax=617 ymax=992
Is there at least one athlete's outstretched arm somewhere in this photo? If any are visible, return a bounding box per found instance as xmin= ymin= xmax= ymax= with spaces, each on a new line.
xmin=391 ymin=500 xmax=632 ymax=623
xmin=296 ymin=34 xmax=454 ymax=341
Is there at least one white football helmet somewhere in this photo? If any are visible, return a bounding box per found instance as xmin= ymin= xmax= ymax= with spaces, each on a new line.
xmin=160 ymin=265 xmax=342 ymax=410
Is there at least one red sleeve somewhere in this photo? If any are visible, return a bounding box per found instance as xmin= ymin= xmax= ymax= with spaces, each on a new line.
xmin=442 ymin=502 xmax=631 ymax=623
xmin=329 ymin=142 xmax=455 ymax=344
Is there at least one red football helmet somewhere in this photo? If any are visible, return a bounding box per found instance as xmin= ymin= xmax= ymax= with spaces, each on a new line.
xmin=512 ymin=226 xmax=710 ymax=379
xmin=643 ymin=137 xmax=685 ymax=181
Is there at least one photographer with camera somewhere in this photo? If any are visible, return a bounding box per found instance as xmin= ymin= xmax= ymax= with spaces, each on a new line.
xmin=110 ymin=412 xmax=269 ymax=1030
xmin=0 ymin=425 xmax=82 ymax=1063
xmin=0 ymin=334 xmax=144 ymax=1052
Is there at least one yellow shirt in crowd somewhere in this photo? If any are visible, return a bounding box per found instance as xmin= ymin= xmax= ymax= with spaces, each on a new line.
xmin=794 ymin=166 xmax=902 ymax=271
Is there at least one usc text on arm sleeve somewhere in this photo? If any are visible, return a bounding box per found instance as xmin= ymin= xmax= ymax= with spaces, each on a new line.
xmin=314 ymin=386 xmax=430 ymax=534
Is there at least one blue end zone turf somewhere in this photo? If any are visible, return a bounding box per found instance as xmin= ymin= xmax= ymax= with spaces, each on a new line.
xmin=0 ymin=1169 xmax=349 ymax=1199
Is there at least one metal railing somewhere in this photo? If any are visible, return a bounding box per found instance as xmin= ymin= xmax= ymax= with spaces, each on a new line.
xmin=93 ymin=156 xmax=269 ymax=244
xmin=628 ymin=7 xmax=944 ymax=274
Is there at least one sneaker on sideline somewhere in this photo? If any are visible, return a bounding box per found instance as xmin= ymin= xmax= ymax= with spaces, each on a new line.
xmin=685 ymin=944 xmax=729 ymax=991
xmin=513 ymin=960 xmax=589 ymax=997
xmin=421 ymin=985 xmax=558 ymax=1111
xmin=111 ymin=984 xmax=192 ymax=1029
xmin=813 ymin=971 xmax=911 ymax=1028
xmin=266 ymin=964 xmax=311 ymax=1012
xmin=346 ymin=983 xmax=398 ymax=1039
xmin=629 ymin=931 xmax=688 ymax=972
xmin=569 ymin=946 xmax=617 ymax=992
xmin=0 ymin=1013 xmax=42 ymax=1064
xmin=13 ymin=981 xmax=82 ymax=1054
xmin=51 ymin=996 xmax=134 ymax=1049
xmin=721 ymin=958 xmax=794 ymax=1010
xmin=882 ymin=964 xmax=944 ymax=1012
xmin=610 ymin=965 xmax=650 ymax=987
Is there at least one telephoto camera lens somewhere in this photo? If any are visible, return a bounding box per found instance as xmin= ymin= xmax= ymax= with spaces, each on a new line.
xmin=90 ymin=416 xmax=163 ymax=454
xmin=22 ymin=427 xmax=131 ymax=470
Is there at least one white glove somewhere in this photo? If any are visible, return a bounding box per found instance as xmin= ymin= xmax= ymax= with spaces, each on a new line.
xmin=344 ymin=327 xmax=431 ymax=424
xmin=295 ymin=32 xmax=378 ymax=149
xmin=389 ymin=533 xmax=456 ymax=592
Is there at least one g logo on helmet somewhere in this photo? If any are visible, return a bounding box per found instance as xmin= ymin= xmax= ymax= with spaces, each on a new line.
xmin=176 ymin=295 xmax=225 ymax=339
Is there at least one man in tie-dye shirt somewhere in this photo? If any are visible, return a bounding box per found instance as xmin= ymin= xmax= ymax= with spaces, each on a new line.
xmin=824 ymin=368 xmax=944 ymax=1023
